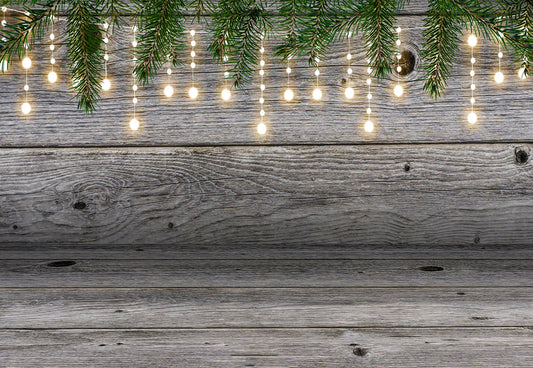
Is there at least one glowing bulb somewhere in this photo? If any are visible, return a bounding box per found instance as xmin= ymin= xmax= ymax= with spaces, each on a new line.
xmin=345 ymin=86 xmax=355 ymax=99
xmin=494 ymin=71 xmax=504 ymax=84
xmin=347 ymin=53 xmax=352 ymax=60
xmin=102 ymin=78 xmax=111 ymax=91
xmin=468 ymin=35 xmax=478 ymax=47
xmin=364 ymin=120 xmax=374 ymax=133
xmin=191 ymin=62 xmax=196 ymax=69
xmin=22 ymin=56 xmax=31 ymax=69
xmin=164 ymin=85 xmax=174 ymax=98
xmin=347 ymin=68 xmax=352 ymax=75
xmin=284 ymin=88 xmax=294 ymax=102
xmin=471 ymin=57 xmax=476 ymax=64
xmin=312 ymin=88 xmax=322 ymax=101
xmin=518 ymin=67 xmax=527 ymax=80
xmin=394 ymin=84 xmax=404 ymax=97
xmin=468 ymin=112 xmax=477 ymax=125
xmin=0 ymin=60 xmax=8 ymax=73
xmin=1 ymin=20 xmax=6 ymax=27
xmin=189 ymin=86 xmax=198 ymax=99
xmin=257 ymin=122 xmax=267 ymax=135
xmin=190 ymin=30 xmax=196 ymax=36
xmin=129 ymin=118 xmax=140 ymax=131
xmin=470 ymin=70 xmax=475 ymax=77
xmin=50 ymin=33 xmax=55 ymax=41
xmin=314 ymin=69 xmax=320 ymax=77
xmin=396 ymin=39 xmax=401 ymax=46
xmin=21 ymin=102 xmax=31 ymax=115
xmin=48 ymin=71 xmax=57 ymax=83
xmin=221 ymin=88 xmax=231 ymax=101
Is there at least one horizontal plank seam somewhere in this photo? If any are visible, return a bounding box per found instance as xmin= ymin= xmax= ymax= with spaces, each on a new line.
xmin=1 ymin=286 xmax=531 ymax=290
xmin=3 ymin=258 xmax=533 ymax=261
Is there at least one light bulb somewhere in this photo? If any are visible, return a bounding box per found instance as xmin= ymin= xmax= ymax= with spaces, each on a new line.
xmin=345 ymin=87 xmax=355 ymax=99
xmin=21 ymin=102 xmax=31 ymax=115
xmin=394 ymin=84 xmax=404 ymax=97
xmin=494 ymin=71 xmax=504 ymax=84
xmin=221 ymin=88 xmax=231 ymax=101
xmin=48 ymin=71 xmax=57 ymax=84
xmin=364 ymin=120 xmax=374 ymax=133
xmin=102 ymin=78 xmax=111 ymax=91
xmin=22 ymin=56 xmax=32 ymax=69
xmin=284 ymin=88 xmax=294 ymax=102
xmin=468 ymin=35 xmax=478 ymax=47
xmin=518 ymin=67 xmax=527 ymax=80
xmin=164 ymin=85 xmax=174 ymax=98
xmin=468 ymin=112 xmax=478 ymax=125
xmin=312 ymin=88 xmax=322 ymax=101
xmin=257 ymin=122 xmax=267 ymax=135
xmin=129 ymin=118 xmax=140 ymax=131
xmin=189 ymin=86 xmax=198 ymax=99
xmin=0 ymin=60 xmax=8 ymax=73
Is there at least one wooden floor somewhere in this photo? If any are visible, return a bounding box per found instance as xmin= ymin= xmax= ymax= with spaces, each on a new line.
xmin=0 ymin=244 xmax=531 ymax=367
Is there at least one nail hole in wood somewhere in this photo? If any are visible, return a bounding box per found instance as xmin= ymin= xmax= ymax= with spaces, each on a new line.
xmin=418 ymin=266 xmax=444 ymax=272
xmin=168 ymin=222 xmax=174 ymax=229
xmin=47 ymin=260 xmax=77 ymax=268
xmin=404 ymin=163 xmax=411 ymax=172
xmin=353 ymin=347 xmax=369 ymax=357
xmin=12 ymin=224 xmax=18 ymax=230
xmin=457 ymin=292 xmax=465 ymax=295
xmin=136 ymin=248 xmax=144 ymax=252
xmin=474 ymin=234 xmax=481 ymax=244
xmin=99 ymin=344 xmax=106 ymax=347
xmin=341 ymin=78 xmax=347 ymax=85
xmin=115 ymin=309 xmax=124 ymax=313
xmin=73 ymin=201 xmax=87 ymax=210
xmin=398 ymin=49 xmax=416 ymax=76
xmin=515 ymin=149 xmax=529 ymax=164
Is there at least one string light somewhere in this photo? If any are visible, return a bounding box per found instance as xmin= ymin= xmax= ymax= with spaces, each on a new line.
xmin=221 ymin=41 xmax=231 ymax=101
xmin=518 ymin=65 xmax=527 ymax=80
xmin=494 ymin=39 xmax=504 ymax=84
xmin=1 ymin=7 xmax=8 ymax=73
xmin=21 ymin=43 xmax=31 ymax=115
xmin=467 ymin=34 xmax=478 ymax=125
xmin=394 ymin=27 xmax=404 ymax=97
xmin=47 ymin=13 xmax=57 ymax=84
xmin=163 ymin=55 xmax=174 ymax=98
xmin=257 ymin=34 xmax=267 ymax=135
xmin=312 ymin=57 xmax=322 ymax=101
xmin=102 ymin=21 xmax=111 ymax=91
xmin=284 ymin=55 xmax=294 ymax=102
xmin=364 ymin=59 xmax=374 ymax=133
xmin=188 ymin=29 xmax=198 ymax=99
xmin=129 ymin=25 xmax=140 ymax=131
xmin=344 ymin=31 xmax=355 ymax=100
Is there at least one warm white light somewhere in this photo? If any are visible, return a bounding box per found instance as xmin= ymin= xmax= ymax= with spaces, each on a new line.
xmin=345 ymin=87 xmax=355 ymax=99
xmin=0 ymin=60 xmax=8 ymax=73
xmin=21 ymin=102 xmax=31 ymax=115
xmin=102 ymin=78 xmax=111 ymax=91
xmin=364 ymin=120 xmax=374 ymax=133
xmin=312 ymin=88 xmax=322 ymax=100
xmin=189 ymin=86 xmax=198 ymax=99
xmin=471 ymin=57 xmax=476 ymax=64
xmin=494 ymin=71 xmax=504 ymax=84
xmin=22 ymin=56 xmax=32 ymax=69
xmin=257 ymin=122 xmax=267 ymax=135
xmin=190 ymin=30 xmax=196 ymax=36
xmin=470 ymin=70 xmax=475 ymax=77
xmin=347 ymin=68 xmax=352 ymax=75
xmin=396 ymin=39 xmax=401 ymax=46
xmin=518 ymin=67 xmax=527 ymax=80
xmin=394 ymin=84 xmax=404 ymax=97
xmin=48 ymin=71 xmax=57 ymax=83
xmin=50 ymin=33 xmax=55 ymax=41
xmin=284 ymin=88 xmax=294 ymax=101
xmin=347 ymin=53 xmax=352 ymax=60
xmin=468 ymin=35 xmax=478 ymax=47
xmin=314 ymin=69 xmax=320 ymax=77
xmin=468 ymin=112 xmax=477 ymax=125
xmin=221 ymin=88 xmax=231 ymax=101
xmin=130 ymin=118 xmax=140 ymax=131
xmin=164 ymin=85 xmax=174 ymax=97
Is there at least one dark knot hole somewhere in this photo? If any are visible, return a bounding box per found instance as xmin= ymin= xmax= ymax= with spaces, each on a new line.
xmin=419 ymin=266 xmax=444 ymax=272
xmin=73 ymin=201 xmax=87 ymax=210
xmin=47 ymin=260 xmax=77 ymax=268
xmin=515 ymin=149 xmax=529 ymax=164
xmin=397 ymin=49 xmax=416 ymax=76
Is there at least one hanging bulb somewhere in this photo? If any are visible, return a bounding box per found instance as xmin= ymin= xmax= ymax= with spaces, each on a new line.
xmin=284 ymin=88 xmax=294 ymax=102
xmin=494 ymin=71 xmax=504 ymax=84
xmin=22 ymin=56 xmax=32 ymax=69
xmin=48 ymin=71 xmax=57 ymax=84
xmin=364 ymin=120 xmax=374 ymax=133
xmin=102 ymin=78 xmax=111 ymax=91
xmin=164 ymin=85 xmax=174 ymax=98
xmin=312 ymin=88 xmax=322 ymax=101
xmin=21 ymin=102 xmax=31 ymax=115
xmin=468 ymin=112 xmax=478 ymax=125
xmin=394 ymin=84 xmax=404 ymax=97
xmin=345 ymin=87 xmax=355 ymax=99
xmin=518 ymin=67 xmax=527 ymax=80
xmin=257 ymin=122 xmax=267 ymax=135
xmin=129 ymin=118 xmax=140 ymax=131
xmin=0 ymin=60 xmax=8 ymax=73
xmin=468 ymin=35 xmax=478 ymax=47
xmin=221 ymin=88 xmax=231 ymax=101
xmin=189 ymin=86 xmax=198 ymax=99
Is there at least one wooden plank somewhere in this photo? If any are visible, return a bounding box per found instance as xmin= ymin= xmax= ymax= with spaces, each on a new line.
xmin=0 ymin=259 xmax=531 ymax=287
xmin=0 ymin=287 xmax=530 ymax=329
xmin=1 ymin=244 xmax=531 ymax=260
xmin=0 ymin=145 xmax=533 ymax=245
xmin=0 ymin=16 xmax=531 ymax=147
xmin=0 ymin=328 xmax=531 ymax=367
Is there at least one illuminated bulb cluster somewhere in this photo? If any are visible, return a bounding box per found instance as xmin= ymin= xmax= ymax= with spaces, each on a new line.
xmin=364 ymin=60 xmax=374 ymax=133
xmin=284 ymin=56 xmax=294 ymax=102
xmin=102 ymin=22 xmax=111 ymax=91
xmin=130 ymin=26 xmax=140 ymax=131
xmin=312 ymin=58 xmax=322 ymax=101
xmin=394 ymin=27 xmax=404 ymax=97
xmin=188 ymin=30 xmax=198 ymax=99
xmin=163 ymin=56 xmax=174 ymax=98
xmin=21 ymin=44 xmax=32 ymax=115
xmin=494 ymin=42 xmax=504 ymax=84
xmin=344 ymin=31 xmax=355 ymax=100
xmin=257 ymin=36 xmax=267 ymax=135
xmin=47 ymin=14 xmax=57 ymax=84
xmin=467 ymin=34 xmax=478 ymax=125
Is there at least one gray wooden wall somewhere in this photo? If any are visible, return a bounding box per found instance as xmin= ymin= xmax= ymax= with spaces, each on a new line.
xmin=0 ymin=0 xmax=532 ymax=245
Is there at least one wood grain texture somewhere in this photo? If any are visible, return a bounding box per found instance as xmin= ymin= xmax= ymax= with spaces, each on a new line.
xmin=0 ymin=16 xmax=531 ymax=147
xmin=0 ymin=287 xmax=530 ymax=329
xmin=1 ymin=144 xmax=533 ymax=245
xmin=1 ymin=328 xmax=532 ymax=368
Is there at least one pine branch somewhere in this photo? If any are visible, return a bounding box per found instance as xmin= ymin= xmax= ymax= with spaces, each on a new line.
xmin=499 ymin=0 xmax=533 ymax=77
xmin=188 ymin=0 xmax=214 ymax=23
xmin=67 ymin=0 xmax=103 ymax=112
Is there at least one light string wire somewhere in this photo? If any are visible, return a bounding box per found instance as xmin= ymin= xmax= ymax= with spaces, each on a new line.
xmin=284 ymin=54 xmax=293 ymax=102
xmin=364 ymin=59 xmax=374 ymax=133
xmin=394 ymin=26 xmax=404 ymax=97
xmin=257 ymin=35 xmax=267 ymax=135
xmin=468 ymin=34 xmax=478 ymax=125
xmin=345 ymin=31 xmax=354 ymax=99
xmin=312 ymin=57 xmax=322 ymax=101
xmin=189 ymin=29 xmax=198 ymax=99
xmin=130 ymin=24 xmax=140 ymax=130
xmin=221 ymin=39 xmax=231 ymax=101
xmin=1 ymin=6 xmax=8 ymax=72
xmin=47 ymin=11 xmax=57 ymax=83
xmin=21 ymin=41 xmax=31 ymax=114
xmin=102 ymin=21 xmax=111 ymax=91
xmin=495 ymin=40 xmax=504 ymax=84
xmin=164 ymin=53 xmax=174 ymax=98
